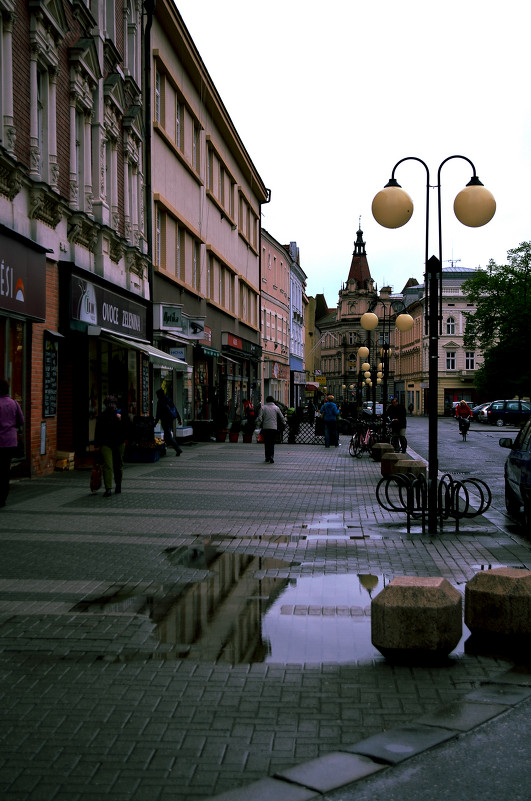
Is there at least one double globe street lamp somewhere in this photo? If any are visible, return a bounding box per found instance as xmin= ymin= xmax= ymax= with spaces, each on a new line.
xmin=371 ymin=156 xmax=496 ymax=534
xmin=359 ymin=302 xmax=414 ymax=420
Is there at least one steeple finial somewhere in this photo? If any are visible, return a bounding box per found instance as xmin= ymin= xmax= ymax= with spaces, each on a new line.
xmin=353 ymin=221 xmax=366 ymax=257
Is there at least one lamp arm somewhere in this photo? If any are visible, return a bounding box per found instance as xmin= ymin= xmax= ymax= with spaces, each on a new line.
xmin=436 ymin=155 xmax=479 ymax=326
xmin=390 ymin=158 xmax=430 ymax=322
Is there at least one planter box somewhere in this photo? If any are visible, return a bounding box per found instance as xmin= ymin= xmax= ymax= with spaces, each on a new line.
xmin=125 ymin=446 xmax=160 ymax=463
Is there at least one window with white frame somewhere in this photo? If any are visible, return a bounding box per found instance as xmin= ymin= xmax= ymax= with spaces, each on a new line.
xmin=193 ymin=240 xmax=201 ymax=291
xmin=192 ymin=121 xmax=200 ymax=172
xmin=29 ymin=6 xmax=62 ymax=188
xmin=465 ymin=351 xmax=475 ymax=370
xmin=446 ymin=351 xmax=456 ymax=370
xmin=155 ymin=70 xmax=162 ymax=124
xmin=446 ymin=316 xmax=456 ymax=335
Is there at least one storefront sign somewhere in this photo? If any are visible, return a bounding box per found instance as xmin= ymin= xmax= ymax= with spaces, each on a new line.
xmin=71 ymin=276 xmax=147 ymax=339
xmin=155 ymin=304 xmax=183 ymax=330
xmin=222 ymin=332 xmax=261 ymax=360
xmin=223 ymin=333 xmax=242 ymax=350
xmin=169 ymin=347 xmax=186 ymax=361
xmin=0 ymin=229 xmax=46 ymax=320
xmin=182 ymin=316 xmax=205 ymax=338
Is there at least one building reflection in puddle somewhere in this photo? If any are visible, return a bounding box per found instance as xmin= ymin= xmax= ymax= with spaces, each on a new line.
xmin=156 ymin=546 xmax=390 ymax=664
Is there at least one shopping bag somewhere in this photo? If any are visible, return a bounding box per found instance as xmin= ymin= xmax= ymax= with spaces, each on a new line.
xmin=90 ymin=463 xmax=102 ymax=492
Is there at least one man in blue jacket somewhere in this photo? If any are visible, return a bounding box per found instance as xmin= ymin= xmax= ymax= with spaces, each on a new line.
xmin=320 ymin=394 xmax=340 ymax=448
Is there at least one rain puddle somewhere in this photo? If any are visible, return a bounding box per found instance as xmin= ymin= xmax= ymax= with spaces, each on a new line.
xmin=72 ymin=545 xmax=476 ymax=665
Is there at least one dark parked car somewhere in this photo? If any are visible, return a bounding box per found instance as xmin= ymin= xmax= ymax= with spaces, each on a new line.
xmin=499 ymin=418 xmax=531 ymax=528
xmin=487 ymin=399 xmax=531 ymax=427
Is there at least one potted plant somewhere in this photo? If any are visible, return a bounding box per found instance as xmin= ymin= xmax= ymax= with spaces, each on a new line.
xmin=242 ymin=415 xmax=255 ymax=443
xmin=214 ymin=406 xmax=229 ymax=442
xmin=229 ymin=415 xmax=241 ymax=442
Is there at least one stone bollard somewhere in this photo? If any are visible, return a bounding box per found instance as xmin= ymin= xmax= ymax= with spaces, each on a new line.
xmin=380 ymin=452 xmax=401 ymax=476
xmin=371 ymin=576 xmax=462 ymax=662
xmin=371 ymin=442 xmax=394 ymax=462
xmin=389 ymin=459 xmax=427 ymax=478
xmin=465 ymin=567 xmax=531 ymax=645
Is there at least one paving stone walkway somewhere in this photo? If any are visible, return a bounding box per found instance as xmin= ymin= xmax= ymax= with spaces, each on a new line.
xmin=0 ymin=437 xmax=530 ymax=800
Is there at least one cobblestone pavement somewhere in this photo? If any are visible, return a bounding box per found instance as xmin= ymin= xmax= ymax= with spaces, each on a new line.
xmin=0 ymin=437 xmax=530 ymax=801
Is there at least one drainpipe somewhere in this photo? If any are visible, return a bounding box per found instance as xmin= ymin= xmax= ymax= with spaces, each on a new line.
xmin=258 ymin=189 xmax=271 ymax=405
xmin=143 ymin=0 xmax=156 ymax=341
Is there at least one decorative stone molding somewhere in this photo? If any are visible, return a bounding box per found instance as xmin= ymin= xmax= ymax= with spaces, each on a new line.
xmin=0 ymin=152 xmax=23 ymax=200
xmin=29 ymin=185 xmax=62 ymax=228
xmin=67 ymin=212 xmax=98 ymax=251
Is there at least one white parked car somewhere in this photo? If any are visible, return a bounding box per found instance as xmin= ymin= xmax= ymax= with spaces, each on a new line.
xmin=362 ymin=401 xmax=384 ymax=415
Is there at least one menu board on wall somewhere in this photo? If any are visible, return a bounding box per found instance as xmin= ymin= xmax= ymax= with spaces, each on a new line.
xmin=141 ymin=357 xmax=150 ymax=416
xmin=43 ymin=337 xmax=58 ymax=417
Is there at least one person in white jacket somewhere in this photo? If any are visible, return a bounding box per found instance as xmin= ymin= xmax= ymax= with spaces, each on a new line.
xmin=256 ymin=396 xmax=285 ymax=463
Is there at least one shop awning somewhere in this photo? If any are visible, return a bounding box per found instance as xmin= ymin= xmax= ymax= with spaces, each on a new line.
xmin=305 ymin=382 xmax=320 ymax=390
xmin=202 ymin=346 xmax=220 ymax=357
xmin=109 ymin=335 xmax=188 ymax=370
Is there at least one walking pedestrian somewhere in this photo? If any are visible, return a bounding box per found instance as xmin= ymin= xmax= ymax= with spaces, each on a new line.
xmin=320 ymin=394 xmax=340 ymax=448
xmin=386 ymin=396 xmax=408 ymax=453
xmin=0 ymin=379 xmax=24 ymax=508
xmin=256 ymin=396 xmax=285 ymax=463
xmin=155 ymin=388 xmax=183 ymax=456
xmin=94 ymin=395 xmax=128 ymax=497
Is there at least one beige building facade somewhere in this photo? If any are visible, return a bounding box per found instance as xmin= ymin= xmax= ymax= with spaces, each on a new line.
xmin=260 ymin=229 xmax=290 ymax=406
xmin=396 ymin=267 xmax=485 ymax=415
xmin=149 ymin=1 xmax=269 ymax=436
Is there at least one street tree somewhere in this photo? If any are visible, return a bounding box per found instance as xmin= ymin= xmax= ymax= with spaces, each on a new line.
xmin=463 ymin=242 xmax=531 ymax=399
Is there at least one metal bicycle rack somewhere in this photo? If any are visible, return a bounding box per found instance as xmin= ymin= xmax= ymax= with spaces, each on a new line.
xmin=376 ymin=471 xmax=492 ymax=534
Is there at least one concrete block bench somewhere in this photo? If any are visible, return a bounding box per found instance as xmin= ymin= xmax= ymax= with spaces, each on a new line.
xmin=389 ymin=459 xmax=427 ymax=478
xmin=372 ymin=576 xmax=462 ymax=662
xmin=381 ymin=452 xmax=413 ymax=476
xmin=371 ymin=442 xmax=394 ymax=462
xmin=465 ymin=567 xmax=531 ymax=642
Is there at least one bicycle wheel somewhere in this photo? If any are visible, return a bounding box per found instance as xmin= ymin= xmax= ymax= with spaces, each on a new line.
xmin=350 ymin=434 xmax=362 ymax=457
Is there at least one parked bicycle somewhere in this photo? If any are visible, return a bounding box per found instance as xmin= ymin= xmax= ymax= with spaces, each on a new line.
xmin=349 ymin=419 xmax=389 ymax=457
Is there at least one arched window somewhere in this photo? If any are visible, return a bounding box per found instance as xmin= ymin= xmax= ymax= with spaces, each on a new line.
xmin=446 ymin=316 xmax=455 ymax=335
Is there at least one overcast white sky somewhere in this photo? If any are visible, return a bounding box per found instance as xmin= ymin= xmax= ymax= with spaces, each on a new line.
xmin=176 ymin=0 xmax=530 ymax=305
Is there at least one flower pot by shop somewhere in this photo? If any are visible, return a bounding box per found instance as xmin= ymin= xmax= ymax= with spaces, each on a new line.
xmin=229 ymin=432 xmax=239 ymax=442
xmin=215 ymin=430 xmax=228 ymax=442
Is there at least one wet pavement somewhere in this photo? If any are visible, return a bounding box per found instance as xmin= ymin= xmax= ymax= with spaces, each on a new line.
xmin=0 ymin=431 xmax=530 ymax=801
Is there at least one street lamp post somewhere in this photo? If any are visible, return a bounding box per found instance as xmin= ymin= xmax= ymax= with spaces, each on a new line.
xmin=372 ymin=156 xmax=495 ymax=534
xmin=360 ymin=304 xmax=414 ymax=422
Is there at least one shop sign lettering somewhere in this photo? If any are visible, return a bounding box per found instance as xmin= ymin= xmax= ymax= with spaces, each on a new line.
xmin=0 ymin=231 xmax=46 ymax=320
xmin=71 ymin=276 xmax=146 ymax=338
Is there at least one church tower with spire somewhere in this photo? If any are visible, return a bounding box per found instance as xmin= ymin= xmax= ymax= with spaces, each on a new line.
xmin=314 ymin=222 xmax=394 ymax=406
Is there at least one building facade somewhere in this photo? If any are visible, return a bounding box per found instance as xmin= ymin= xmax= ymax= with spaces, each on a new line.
xmin=260 ymin=229 xmax=290 ymax=406
xmin=396 ymin=266 xmax=484 ymax=415
xmin=314 ymin=227 xmax=412 ymax=413
xmin=287 ymin=241 xmax=307 ymax=408
xmin=1 ymin=0 xmax=157 ymax=474
xmin=149 ymin=1 xmax=269 ymax=437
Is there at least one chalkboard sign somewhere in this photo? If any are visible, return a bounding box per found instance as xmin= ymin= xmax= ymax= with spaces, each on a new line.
xmin=141 ymin=356 xmax=150 ymax=415
xmin=43 ymin=337 xmax=58 ymax=417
